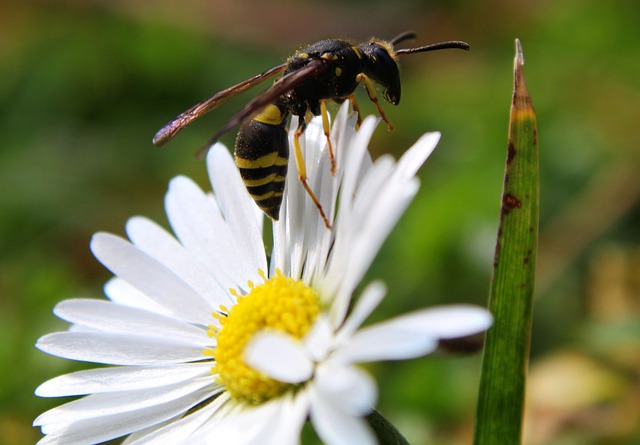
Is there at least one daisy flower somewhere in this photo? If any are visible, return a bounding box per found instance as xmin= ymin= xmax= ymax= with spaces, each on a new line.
xmin=34 ymin=103 xmax=492 ymax=445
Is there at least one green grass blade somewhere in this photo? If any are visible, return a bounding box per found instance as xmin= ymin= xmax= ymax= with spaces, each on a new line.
xmin=473 ymin=39 xmax=539 ymax=445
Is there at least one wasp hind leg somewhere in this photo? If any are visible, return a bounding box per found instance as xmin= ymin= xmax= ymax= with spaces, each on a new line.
xmin=356 ymin=73 xmax=394 ymax=131
xmin=293 ymin=119 xmax=332 ymax=230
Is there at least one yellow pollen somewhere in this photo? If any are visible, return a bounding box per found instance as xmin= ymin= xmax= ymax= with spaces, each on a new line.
xmin=207 ymin=270 xmax=320 ymax=405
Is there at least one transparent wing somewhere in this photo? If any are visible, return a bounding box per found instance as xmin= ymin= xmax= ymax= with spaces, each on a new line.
xmin=195 ymin=58 xmax=327 ymax=158
xmin=153 ymin=62 xmax=288 ymax=146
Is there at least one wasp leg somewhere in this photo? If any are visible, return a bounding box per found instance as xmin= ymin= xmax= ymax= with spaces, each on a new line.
xmin=320 ymin=99 xmax=336 ymax=175
xmin=356 ymin=73 xmax=394 ymax=131
xmin=293 ymin=120 xmax=332 ymax=230
xmin=348 ymin=95 xmax=363 ymax=129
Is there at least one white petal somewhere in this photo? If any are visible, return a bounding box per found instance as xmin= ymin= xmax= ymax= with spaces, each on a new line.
xmin=315 ymin=363 xmax=377 ymax=416
xmin=305 ymin=104 xmax=360 ymax=287
xmin=330 ymin=101 xmax=359 ymax=178
xmin=309 ymin=386 xmax=376 ymax=445
xmin=126 ymin=393 xmax=228 ymax=444
xmin=90 ymin=233 xmax=215 ymax=325
xmin=244 ymin=331 xmax=313 ymax=383
xmin=206 ymin=144 xmax=267 ymax=275
xmin=275 ymin=109 xmax=348 ymax=281
xmin=372 ymin=305 xmax=493 ymax=339
xmin=54 ymin=299 xmax=210 ymax=346
xmin=346 ymin=160 xmax=418 ymax=285
xmin=126 ymin=216 xmax=233 ymax=308
xmin=334 ymin=116 xmax=378 ymax=224
xmin=34 ymin=378 xmax=214 ymax=426
xmin=334 ymin=281 xmax=386 ymax=345
xmin=335 ymin=136 xmax=438 ymax=295
xmin=299 ymin=117 xmax=337 ymax=284
xmin=334 ymin=180 xmax=419 ymax=325
xmin=393 ymin=132 xmax=440 ymax=180
xmin=324 ymin=150 xmax=395 ymax=323
xmin=104 ymin=278 xmax=173 ymax=316
xmin=326 ymin=116 xmax=378 ymax=267
xmin=324 ymin=129 xmax=440 ymax=326
xmin=36 ymin=331 xmax=207 ymax=365
xmin=35 ymin=363 xmax=212 ymax=397
xmin=197 ymin=392 xmax=308 ymax=445
xmin=121 ymin=418 xmax=174 ymax=445
xmin=333 ymin=325 xmax=438 ymax=364
xmin=164 ymin=176 xmax=258 ymax=292
xmin=334 ymin=305 xmax=492 ymax=364
xmin=304 ymin=316 xmax=332 ymax=362
xmin=258 ymin=392 xmax=309 ymax=445
xmin=35 ymin=386 xmax=213 ymax=445
xmin=274 ymin=117 xmax=308 ymax=280
xmin=190 ymin=395 xmax=284 ymax=444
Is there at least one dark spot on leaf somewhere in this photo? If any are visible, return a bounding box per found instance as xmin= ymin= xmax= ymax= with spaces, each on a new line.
xmin=507 ymin=141 xmax=516 ymax=166
xmin=503 ymin=193 xmax=522 ymax=214
xmin=524 ymin=248 xmax=532 ymax=265
xmin=493 ymin=239 xmax=501 ymax=268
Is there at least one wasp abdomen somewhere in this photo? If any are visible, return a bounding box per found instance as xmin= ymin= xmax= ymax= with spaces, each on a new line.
xmin=235 ymin=105 xmax=289 ymax=220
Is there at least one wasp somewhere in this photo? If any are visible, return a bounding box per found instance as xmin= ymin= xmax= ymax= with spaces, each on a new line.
xmin=153 ymin=32 xmax=469 ymax=228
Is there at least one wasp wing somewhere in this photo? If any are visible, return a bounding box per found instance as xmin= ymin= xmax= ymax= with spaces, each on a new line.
xmin=196 ymin=58 xmax=328 ymax=158
xmin=153 ymin=62 xmax=288 ymax=147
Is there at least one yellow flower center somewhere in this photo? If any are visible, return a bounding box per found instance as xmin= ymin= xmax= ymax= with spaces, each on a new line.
xmin=207 ymin=270 xmax=320 ymax=405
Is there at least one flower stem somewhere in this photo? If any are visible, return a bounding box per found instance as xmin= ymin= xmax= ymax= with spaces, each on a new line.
xmin=473 ymin=39 xmax=539 ymax=445
xmin=366 ymin=409 xmax=411 ymax=445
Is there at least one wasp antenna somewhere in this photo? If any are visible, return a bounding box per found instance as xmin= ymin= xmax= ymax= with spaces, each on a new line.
xmin=396 ymin=40 xmax=470 ymax=55
xmin=390 ymin=30 xmax=417 ymax=46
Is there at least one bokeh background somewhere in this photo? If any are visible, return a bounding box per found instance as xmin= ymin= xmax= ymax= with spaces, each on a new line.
xmin=1 ymin=0 xmax=639 ymax=444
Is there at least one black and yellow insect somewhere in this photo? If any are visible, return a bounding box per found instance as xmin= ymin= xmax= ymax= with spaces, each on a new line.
xmin=153 ymin=32 xmax=469 ymax=228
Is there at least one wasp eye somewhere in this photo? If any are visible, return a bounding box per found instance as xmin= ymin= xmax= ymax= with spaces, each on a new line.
xmin=361 ymin=43 xmax=401 ymax=105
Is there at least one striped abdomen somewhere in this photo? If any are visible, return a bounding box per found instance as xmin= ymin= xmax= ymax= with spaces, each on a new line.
xmin=234 ymin=104 xmax=289 ymax=220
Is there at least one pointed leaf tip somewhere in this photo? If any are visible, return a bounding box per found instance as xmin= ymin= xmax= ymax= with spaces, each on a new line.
xmin=514 ymin=39 xmax=524 ymax=67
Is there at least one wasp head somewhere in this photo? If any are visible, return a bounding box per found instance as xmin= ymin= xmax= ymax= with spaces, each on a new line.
xmin=359 ymin=39 xmax=402 ymax=105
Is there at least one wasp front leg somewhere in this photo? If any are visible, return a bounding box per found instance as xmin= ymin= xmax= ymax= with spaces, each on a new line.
xmin=319 ymin=99 xmax=336 ymax=174
xmin=293 ymin=119 xmax=332 ymax=230
xmin=356 ymin=73 xmax=394 ymax=131
xmin=348 ymin=95 xmax=363 ymax=129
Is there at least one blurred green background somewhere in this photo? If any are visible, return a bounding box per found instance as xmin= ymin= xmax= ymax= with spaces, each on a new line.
xmin=1 ymin=0 xmax=639 ymax=444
